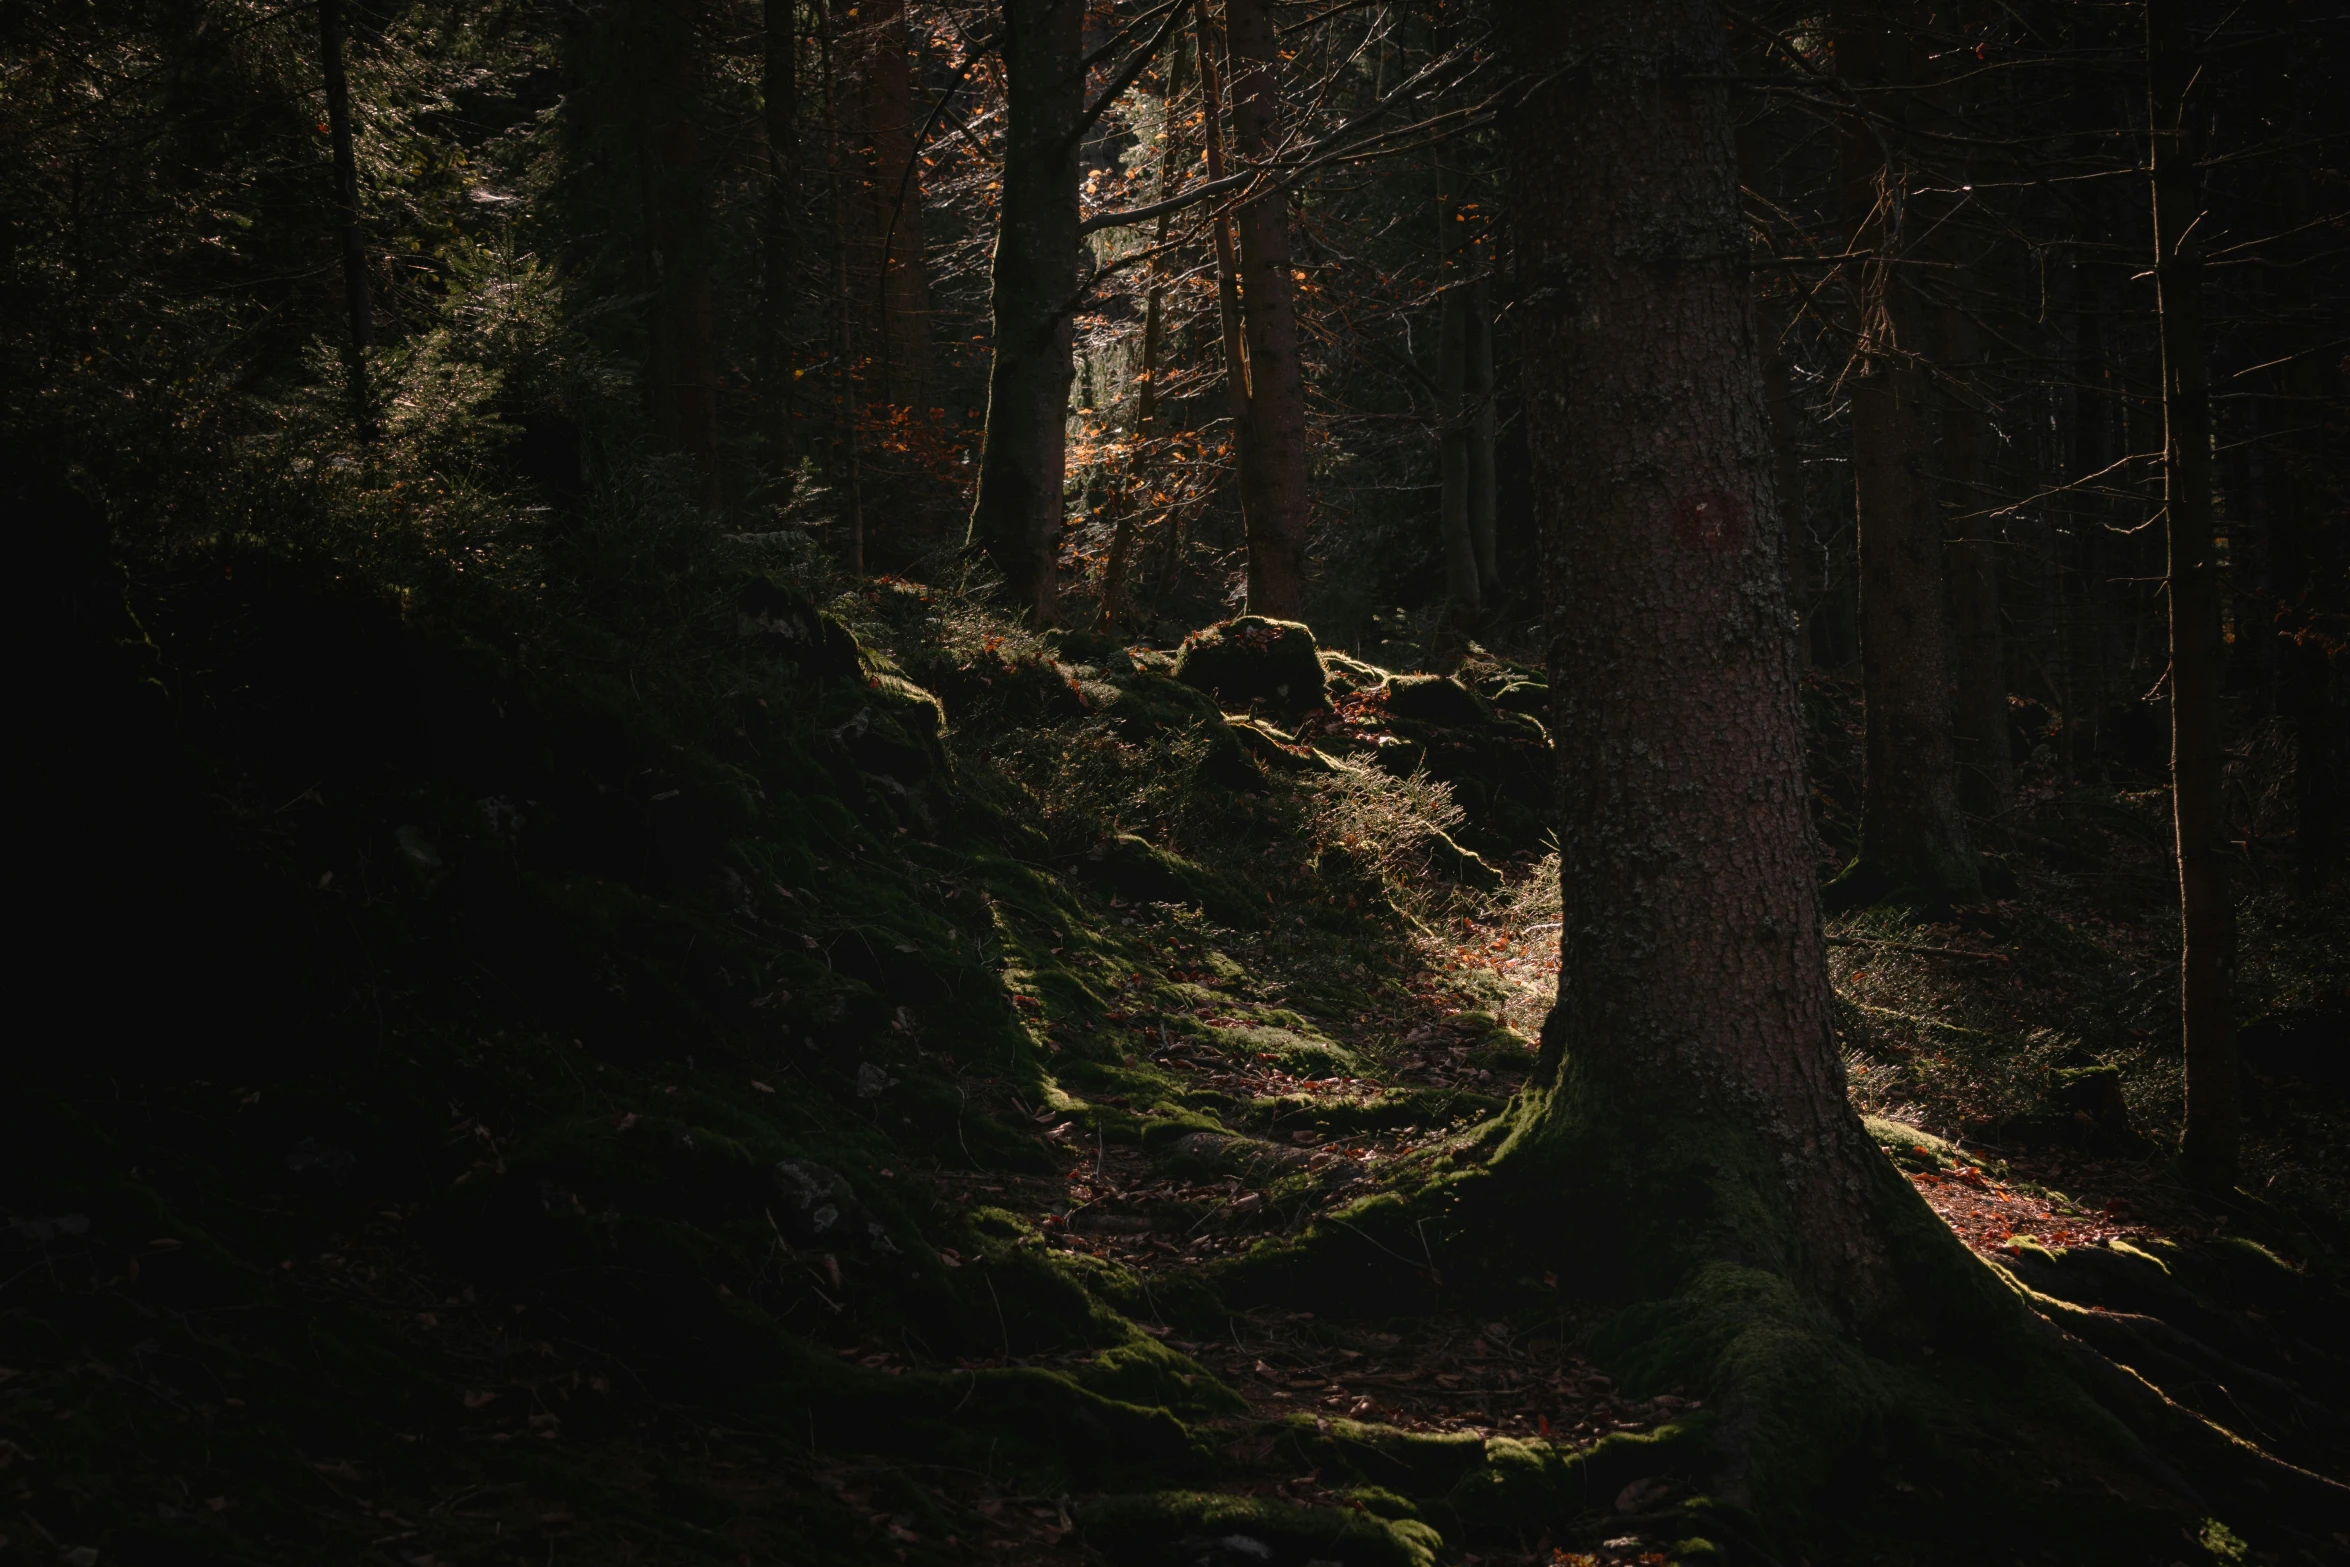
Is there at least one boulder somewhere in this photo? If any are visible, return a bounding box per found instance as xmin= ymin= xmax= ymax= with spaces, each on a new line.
xmin=1382 ymin=673 xmax=1489 ymax=728
xmin=1174 ymin=617 xmax=1328 ymax=715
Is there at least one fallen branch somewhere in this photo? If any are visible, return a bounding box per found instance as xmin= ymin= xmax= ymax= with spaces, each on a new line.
xmin=1824 ymin=936 xmax=2009 ymax=963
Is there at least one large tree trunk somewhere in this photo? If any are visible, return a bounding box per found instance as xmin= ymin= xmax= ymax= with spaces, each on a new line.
xmin=1498 ymin=0 xmax=1926 ymax=1322
xmin=1834 ymin=14 xmax=1977 ymax=901
xmin=1222 ymin=0 xmax=1312 ymax=620
xmin=832 ymin=0 xmax=932 ymax=416
xmin=967 ymin=0 xmax=1084 ymax=625
xmin=2148 ymin=0 xmax=2237 ymax=1187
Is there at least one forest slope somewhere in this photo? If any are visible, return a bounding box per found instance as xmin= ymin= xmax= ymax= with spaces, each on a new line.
xmin=9 ymin=499 xmax=2348 ymax=1567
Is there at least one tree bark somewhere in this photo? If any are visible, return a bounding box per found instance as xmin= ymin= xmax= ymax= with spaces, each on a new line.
xmin=832 ymin=0 xmax=932 ymax=415
xmin=2148 ymin=0 xmax=2237 ymax=1186
xmin=1100 ymin=32 xmax=1195 ymax=633
xmin=968 ymin=0 xmax=1085 ymax=625
xmin=1938 ymin=298 xmax=2012 ymax=821
xmin=1435 ymin=129 xmax=1480 ymax=618
xmin=1221 ymin=0 xmax=1312 ymax=620
xmin=1465 ymin=270 xmax=1500 ymax=603
xmin=762 ymin=0 xmax=801 ymax=480
xmin=318 ymin=0 xmax=372 ymax=432
xmin=1834 ymin=12 xmax=1977 ymax=900
xmin=1500 ymin=0 xmax=1920 ymax=1319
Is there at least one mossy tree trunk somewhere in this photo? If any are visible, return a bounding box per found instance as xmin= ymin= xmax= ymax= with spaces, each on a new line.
xmin=969 ymin=0 xmax=1085 ymax=625
xmin=1497 ymin=0 xmax=1934 ymax=1323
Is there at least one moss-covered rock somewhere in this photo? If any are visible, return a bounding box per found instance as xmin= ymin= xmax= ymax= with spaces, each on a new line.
xmin=1174 ymin=617 xmax=1329 ymax=716
xmin=1382 ymin=673 xmax=1489 ymax=728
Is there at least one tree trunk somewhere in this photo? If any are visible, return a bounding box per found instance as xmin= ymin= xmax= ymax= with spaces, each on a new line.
xmin=821 ymin=5 xmax=864 ymax=573
xmin=832 ymin=0 xmax=932 ymax=416
xmin=1465 ymin=271 xmax=1500 ymax=603
xmin=1938 ymin=298 xmax=2012 ymax=821
xmin=1499 ymin=0 xmax=1925 ymax=1322
xmin=968 ymin=0 xmax=1084 ymax=625
xmin=2263 ymin=52 xmax=2340 ymax=896
xmin=2148 ymin=0 xmax=2237 ymax=1187
xmin=636 ymin=0 xmax=720 ymax=500
xmin=1435 ymin=131 xmax=1479 ymax=618
xmin=1100 ymin=33 xmax=1195 ymax=633
xmin=318 ymin=0 xmax=372 ymax=432
xmin=1222 ymin=0 xmax=1311 ymax=620
xmin=761 ymin=0 xmax=800 ymax=481
xmin=1834 ymin=13 xmax=1977 ymax=901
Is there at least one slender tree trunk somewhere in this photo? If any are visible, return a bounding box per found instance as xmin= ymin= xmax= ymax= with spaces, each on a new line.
xmin=1101 ymin=34 xmax=1194 ymax=633
xmin=1435 ymin=129 xmax=1480 ymax=618
xmin=2148 ymin=0 xmax=2237 ymax=1186
xmin=833 ymin=0 xmax=931 ymax=415
xmin=1835 ymin=13 xmax=1977 ymax=900
xmin=968 ymin=0 xmax=1084 ymax=625
xmin=2068 ymin=260 xmax=2113 ymax=779
xmin=1939 ymin=298 xmax=2013 ymax=821
xmin=1501 ymin=0 xmax=1918 ymax=1319
xmin=636 ymin=0 xmax=720 ymax=501
xmin=318 ymin=0 xmax=372 ymax=432
xmin=1465 ymin=270 xmax=1500 ymax=602
xmin=1193 ymin=9 xmax=1253 ymax=522
xmin=2264 ymin=54 xmax=2339 ymax=895
xmin=1222 ymin=0 xmax=1311 ymax=620
xmin=762 ymin=0 xmax=801 ymax=482
xmin=821 ymin=7 xmax=864 ymax=573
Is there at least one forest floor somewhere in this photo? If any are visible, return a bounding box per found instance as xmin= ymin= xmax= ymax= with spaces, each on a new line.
xmin=9 ymin=548 xmax=2346 ymax=1567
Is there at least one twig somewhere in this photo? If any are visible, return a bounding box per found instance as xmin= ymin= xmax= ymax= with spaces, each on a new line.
xmin=1825 ymin=936 xmax=2009 ymax=963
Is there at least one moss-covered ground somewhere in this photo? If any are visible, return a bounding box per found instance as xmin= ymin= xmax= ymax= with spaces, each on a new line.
xmin=9 ymin=515 xmax=2345 ymax=1566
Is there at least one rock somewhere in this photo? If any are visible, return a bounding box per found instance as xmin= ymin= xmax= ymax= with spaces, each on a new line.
xmin=1381 ymin=673 xmax=1488 ymax=728
xmin=1174 ymin=617 xmax=1328 ymax=716
xmin=1079 ymin=833 xmax=1247 ymax=920
xmin=772 ymin=1159 xmax=897 ymax=1252
xmin=738 ymin=580 xmax=862 ymax=679
xmin=1162 ymin=1131 xmax=1310 ymax=1180
xmin=284 ymin=1136 xmax=357 ymax=1184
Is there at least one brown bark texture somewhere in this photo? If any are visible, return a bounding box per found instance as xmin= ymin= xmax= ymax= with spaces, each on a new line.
xmin=1836 ymin=15 xmax=1976 ymax=897
xmin=1223 ymin=0 xmax=1311 ymax=620
xmin=832 ymin=0 xmax=932 ymax=414
xmin=1503 ymin=0 xmax=1913 ymax=1316
xmin=2148 ymin=0 xmax=2238 ymax=1185
xmin=968 ymin=0 xmax=1085 ymax=624
xmin=1937 ymin=299 xmax=2013 ymax=821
